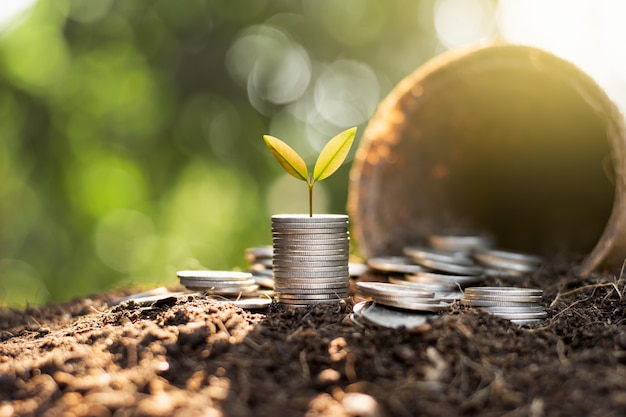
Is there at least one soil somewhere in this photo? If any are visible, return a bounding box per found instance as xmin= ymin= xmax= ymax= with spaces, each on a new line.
xmin=1 ymin=258 xmax=626 ymax=417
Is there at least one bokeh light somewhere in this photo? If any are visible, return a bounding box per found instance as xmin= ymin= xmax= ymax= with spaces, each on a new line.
xmin=497 ymin=0 xmax=626 ymax=112
xmin=434 ymin=0 xmax=496 ymax=49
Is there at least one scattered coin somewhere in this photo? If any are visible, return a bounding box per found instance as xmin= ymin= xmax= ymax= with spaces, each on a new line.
xmin=406 ymin=270 xmax=484 ymax=287
xmin=349 ymin=262 xmax=369 ymax=277
xmin=473 ymin=248 xmax=543 ymax=274
xmin=355 ymin=301 xmax=431 ymax=331
xmin=110 ymin=287 xmax=171 ymax=306
xmin=367 ymin=256 xmax=424 ymax=274
xmin=403 ymin=246 xmax=474 ymax=265
xmin=356 ymin=282 xmax=435 ymax=299
xmin=428 ymin=231 xmax=494 ymax=252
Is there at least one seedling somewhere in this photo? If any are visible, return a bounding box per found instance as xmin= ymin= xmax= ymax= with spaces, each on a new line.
xmin=263 ymin=127 xmax=357 ymax=217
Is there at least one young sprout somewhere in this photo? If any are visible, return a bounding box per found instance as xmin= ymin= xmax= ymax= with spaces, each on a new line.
xmin=263 ymin=127 xmax=357 ymax=217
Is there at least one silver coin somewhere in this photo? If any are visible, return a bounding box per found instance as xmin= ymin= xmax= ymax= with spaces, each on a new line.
xmin=278 ymin=296 xmax=351 ymax=305
xmin=272 ymin=261 xmax=348 ymax=270
xmin=272 ymin=222 xmax=348 ymax=229
xmin=274 ymin=277 xmax=348 ymax=286
xmin=483 ymin=267 xmax=527 ymax=278
xmin=276 ymin=288 xmax=350 ymax=296
xmin=272 ymin=227 xmax=348 ymax=234
xmin=486 ymin=305 xmax=544 ymax=312
xmin=388 ymin=276 xmax=457 ymax=292
xmin=273 ymin=234 xmax=349 ymax=241
xmin=489 ymin=310 xmax=548 ymax=320
xmin=185 ymin=285 xmax=260 ymax=294
xmin=110 ymin=287 xmax=171 ymax=306
xmin=367 ymin=256 xmax=424 ymax=274
xmin=278 ymin=292 xmax=349 ymax=300
xmin=272 ymin=214 xmax=348 ymax=222
xmin=474 ymin=257 xmax=539 ymax=273
xmin=375 ymin=299 xmax=451 ymax=312
xmin=429 ymin=231 xmax=495 ymax=252
xmin=349 ymin=262 xmax=369 ymax=277
xmin=250 ymin=274 xmax=274 ymax=289
xmin=407 ymin=271 xmax=483 ymax=286
xmin=249 ymin=267 xmax=273 ymax=277
xmin=273 ymin=269 xmax=349 ymax=278
xmin=367 ymin=293 xmax=441 ymax=304
xmin=244 ymin=246 xmax=273 ymax=260
xmin=473 ymin=248 xmax=543 ymax=266
xmin=463 ymin=294 xmax=543 ymax=303
xmin=352 ymin=300 xmax=369 ymax=317
xmin=273 ymin=263 xmax=349 ymax=271
xmin=179 ymin=277 xmax=257 ymax=287
xmin=464 ymin=287 xmax=543 ymax=297
xmin=177 ymin=270 xmax=253 ymax=281
xmin=359 ymin=302 xmax=431 ymax=330
xmin=403 ymin=246 xmax=474 ymax=266
xmin=416 ymin=258 xmax=484 ymax=276
xmin=227 ymin=296 xmax=273 ymax=309
xmin=435 ymin=291 xmax=465 ymax=302
xmin=272 ymin=235 xmax=350 ymax=244
xmin=274 ymin=274 xmax=350 ymax=285
xmin=112 ymin=291 xmax=190 ymax=306
xmin=274 ymin=245 xmax=349 ymax=252
xmin=272 ymin=253 xmax=349 ymax=261
xmin=248 ymin=259 xmax=273 ymax=269
xmin=356 ymin=281 xmax=435 ymax=298
xmin=274 ymin=247 xmax=349 ymax=254
xmin=459 ymin=299 xmax=541 ymax=307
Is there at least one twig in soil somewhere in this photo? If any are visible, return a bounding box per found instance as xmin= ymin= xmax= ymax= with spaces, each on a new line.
xmin=549 ymin=282 xmax=621 ymax=309
xmin=215 ymin=318 xmax=231 ymax=337
xmin=549 ymin=297 xmax=590 ymax=321
xmin=299 ymin=350 xmax=311 ymax=382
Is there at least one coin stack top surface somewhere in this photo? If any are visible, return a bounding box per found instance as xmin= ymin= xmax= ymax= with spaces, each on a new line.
xmin=272 ymin=214 xmax=350 ymax=308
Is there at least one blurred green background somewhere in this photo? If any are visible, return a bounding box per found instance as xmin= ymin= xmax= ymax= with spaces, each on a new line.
xmin=2 ymin=0 xmax=625 ymax=306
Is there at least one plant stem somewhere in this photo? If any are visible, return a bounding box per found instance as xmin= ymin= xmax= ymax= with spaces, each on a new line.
xmin=308 ymin=182 xmax=313 ymax=217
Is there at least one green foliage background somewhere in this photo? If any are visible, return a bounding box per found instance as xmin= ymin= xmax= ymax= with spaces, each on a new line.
xmin=0 ymin=0 xmax=446 ymax=306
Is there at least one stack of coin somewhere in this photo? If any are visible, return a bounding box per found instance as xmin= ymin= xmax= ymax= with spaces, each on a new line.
xmin=245 ymin=245 xmax=274 ymax=289
xmin=460 ymin=286 xmax=547 ymax=324
xmin=472 ymin=248 xmax=544 ymax=277
xmin=177 ymin=270 xmax=259 ymax=295
xmin=272 ymin=214 xmax=350 ymax=308
xmin=177 ymin=270 xmax=273 ymax=309
xmin=356 ymin=282 xmax=450 ymax=312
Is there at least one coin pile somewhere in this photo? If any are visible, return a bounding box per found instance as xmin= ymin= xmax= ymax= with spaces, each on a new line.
xmin=367 ymin=232 xmax=543 ymax=292
xmin=245 ymin=245 xmax=274 ymax=289
xmin=177 ymin=270 xmax=259 ymax=295
xmin=460 ymin=287 xmax=547 ymax=324
xmin=272 ymin=214 xmax=350 ymax=308
xmin=177 ymin=270 xmax=273 ymax=309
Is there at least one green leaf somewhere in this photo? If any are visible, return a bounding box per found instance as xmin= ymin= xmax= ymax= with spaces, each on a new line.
xmin=263 ymin=135 xmax=309 ymax=182
xmin=313 ymin=127 xmax=357 ymax=183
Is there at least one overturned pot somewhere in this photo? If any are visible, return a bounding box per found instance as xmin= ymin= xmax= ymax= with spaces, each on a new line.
xmin=348 ymin=44 xmax=626 ymax=275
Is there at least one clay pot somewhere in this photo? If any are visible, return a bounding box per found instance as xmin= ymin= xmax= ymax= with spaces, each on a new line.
xmin=348 ymin=44 xmax=626 ymax=275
